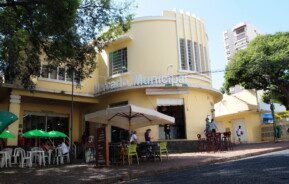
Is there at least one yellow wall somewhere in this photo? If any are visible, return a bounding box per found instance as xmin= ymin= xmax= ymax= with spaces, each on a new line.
xmin=91 ymin=88 xmax=215 ymax=142
xmin=215 ymin=111 xmax=262 ymax=143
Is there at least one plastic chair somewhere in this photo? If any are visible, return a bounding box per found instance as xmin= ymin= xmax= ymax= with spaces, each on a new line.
xmin=127 ymin=144 xmax=139 ymax=165
xmin=0 ymin=152 xmax=8 ymax=168
xmin=53 ymin=147 xmax=64 ymax=165
xmin=62 ymin=150 xmax=70 ymax=164
xmin=13 ymin=148 xmax=23 ymax=164
xmin=19 ymin=149 xmax=32 ymax=168
xmin=43 ymin=149 xmax=52 ymax=165
xmin=159 ymin=142 xmax=169 ymax=162
xmin=2 ymin=148 xmax=12 ymax=167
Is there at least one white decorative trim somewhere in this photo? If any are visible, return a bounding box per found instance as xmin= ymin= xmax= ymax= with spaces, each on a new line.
xmin=157 ymin=98 xmax=184 ymax=105
xmin=189 ymin=14 xmax=197 ymax=72
xmin=2 ymin=83 xmax=95 ymax=98
xmin=175 ymin=12 xmax=181 ymax=70
xmin=108 ymin=72 xmax=129 ymax=80
xmin=38 ymin=77 xmax=82 ymax=86
xmin=195 ymin=18 xmax=203 ymax=73
xmin=10 ymin=95 xmax=21 ymax=104
xmin=133 ymin=16 xmax=176 ymax=23
xmin=95 ymin=83 xmax=222 ymax=100
xmin=183 ymin=13 xmax=190 ymax=71
xmin=200 ymin=23 xmax=207 ymax=74
xmin=147 ymin=89 xmax=188 ymax=95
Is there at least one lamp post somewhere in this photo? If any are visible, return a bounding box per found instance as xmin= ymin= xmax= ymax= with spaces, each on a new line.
xmin=270 ymin=102 xmax=277 ymax=143
xmin=70 ymin=68 xmax=74 ymax=146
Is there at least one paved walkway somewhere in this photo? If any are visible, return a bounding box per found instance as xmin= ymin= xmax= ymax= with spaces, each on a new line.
xmin=1 ymin=141 xmax=289 ymax=184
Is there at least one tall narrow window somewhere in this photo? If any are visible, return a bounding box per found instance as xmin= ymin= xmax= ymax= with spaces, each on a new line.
xmin=194 ymin=42 xmax=201 ymax=72
xmin=200 ymin=44 xmax=206 ymax=73
xmin=41 ymin=65 xmax=49 ymax=78
xmin=203 ymin=46 xmax=209 ymax=76
xmin=179 ymin=38 xmax=187 ymax=70
xmin=109 ymin=48 xmax=128 ymax=76
xmin=187 ymin=40 xmax=195 ymax=71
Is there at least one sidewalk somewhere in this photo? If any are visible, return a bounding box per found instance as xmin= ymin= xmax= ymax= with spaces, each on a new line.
xmin=1 ymin=141 xmax=289 ymax=184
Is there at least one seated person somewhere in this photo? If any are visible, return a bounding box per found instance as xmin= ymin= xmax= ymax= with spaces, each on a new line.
xmin=130 ymin=131 xmax=138 ymax=144
xmin=60 ymin=141 xmax=69 ymax=155
xmin=41 ymin=140 xmax=50 ymax=152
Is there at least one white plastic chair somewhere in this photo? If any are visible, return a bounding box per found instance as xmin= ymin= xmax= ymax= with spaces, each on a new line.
xmin=13 ymin=148 xmax=22 ymax=164
xmin=0 ymin=152 xmax=8 ymax=168
xmin=62 ymin=151 xmax=70 ymax=164
xmin=19 ymin=149 xmax=32 ymax=168
xmin=53 ymin=147 xmax=64 ymax=165
xmin=43 ymin=149 xmax=52 ymax=165
xmin=2 ymin=148 xmax=12 ymax=167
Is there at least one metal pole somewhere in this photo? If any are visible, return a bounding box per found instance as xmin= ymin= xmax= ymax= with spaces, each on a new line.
xmin=70 ymin=69 xmax=74 ymax=146
xmin=270 ymin=102 xmax=276 ymax=143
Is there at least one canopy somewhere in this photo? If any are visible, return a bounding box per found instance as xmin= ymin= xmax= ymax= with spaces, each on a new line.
xmin=85 ymin=104 xmax=175 ymax=131
xmin=0 ymin=130 xmax=16 ymax=139
xmin=48 ymin=130 xmax=67 ymax=138
xmin=21 ymin=129 xmax=49 ymax=138
xmin=0 ymin=111 xmax=18 ymax=133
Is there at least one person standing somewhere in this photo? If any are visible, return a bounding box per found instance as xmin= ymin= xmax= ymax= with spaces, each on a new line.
xmin=210 ymin=119 xmax=218 ymax=133
xmin=164 ymin=125 xmax=171 ymax=140
xmin=130 ymin=131 xmax=138 ymax=144
xmin=236 ymin=126 xmax=243 ymax=143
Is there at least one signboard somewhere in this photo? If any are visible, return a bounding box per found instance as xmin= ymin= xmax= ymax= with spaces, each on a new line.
xmin=95 ymin=74 xmax=188 ymax=94
xmin=95 ymin=127 xmax=109 ymax=167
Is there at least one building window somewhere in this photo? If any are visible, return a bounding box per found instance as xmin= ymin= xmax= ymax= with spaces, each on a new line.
xmin=41 ymin=65 xmax=79 ymax=83
xmin=58 ymin=68 xmax=65 ymax=81
xmin=50 ymin=68 xmax=57 ymax=80
xmin=187 ymin=40 xmax=195 ymax=71
xmin=41 ymin=65 xmax=49 ymax=78
xmin=194 ymin=42 xmax=201 ymax=72
xmin=179 ymin=39 xmax=187 ymax=70
xmin=109 ymin=48 xmax=128 ymax=76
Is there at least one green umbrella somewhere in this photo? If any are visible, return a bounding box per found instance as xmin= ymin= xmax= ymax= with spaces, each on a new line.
xmin=0 ymin=111 xmax=18 ymax=133
xmin=48 ymin=130 xmax=67 ymax=138
xmin=0 ymin=130 xmax=16 ymax=139
xmin=21 ymin=129 xmax=49 ymax=138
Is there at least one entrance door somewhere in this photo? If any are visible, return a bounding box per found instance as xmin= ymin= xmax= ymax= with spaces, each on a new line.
xmin=233 ymin=119 xmax=247 ymax=143
xmin=157 ymin=105 xmax=186 ymax=139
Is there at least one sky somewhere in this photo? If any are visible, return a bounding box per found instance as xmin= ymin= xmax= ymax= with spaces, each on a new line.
xmin=132 ymin=0 xmax=289 ymax=90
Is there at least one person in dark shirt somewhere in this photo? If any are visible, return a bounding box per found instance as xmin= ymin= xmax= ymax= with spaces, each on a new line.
xmin=145 ymin=129 xmax=152 ymax=143
xmin=144 ymin=129 xmax=153 ymax=159
xmin=164 ymin=125 xmax=171 ymax=140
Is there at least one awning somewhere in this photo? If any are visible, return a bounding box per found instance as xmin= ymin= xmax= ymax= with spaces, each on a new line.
xmin=85 ymin=104 xmax=175 ymax=131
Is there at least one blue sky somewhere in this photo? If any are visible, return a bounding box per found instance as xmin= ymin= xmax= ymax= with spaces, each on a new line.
xmin=133 ymin=0 xmax=289 ymax=89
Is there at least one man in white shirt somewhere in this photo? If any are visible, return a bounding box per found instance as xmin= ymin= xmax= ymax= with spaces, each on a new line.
xmin=130 ymin=131 xmax=138 ymax=144
xmin=236 ymin=126 xmax=243 ymax=143
xmin=210 ymin=119 xmax=218 ymax=133
xmin=60 ymin=141 xmax=69 ymax=155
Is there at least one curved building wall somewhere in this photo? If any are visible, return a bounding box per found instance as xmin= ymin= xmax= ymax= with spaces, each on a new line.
xmin=93 ymin=10 xmax=222 ymax=141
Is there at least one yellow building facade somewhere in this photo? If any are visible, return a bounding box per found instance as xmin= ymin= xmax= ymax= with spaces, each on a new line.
xmin=0 ymin=10 xmax=222 ymax=146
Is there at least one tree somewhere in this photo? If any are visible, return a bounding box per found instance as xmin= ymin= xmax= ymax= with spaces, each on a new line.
xmin=0 ymin=0 xmax=134 ymax=89
xmin=224 ymin=32 xmax=289 ymax=110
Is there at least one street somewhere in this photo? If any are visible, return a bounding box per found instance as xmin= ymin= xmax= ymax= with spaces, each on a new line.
xmin=129 ymin=149 xmax=289 ymax=184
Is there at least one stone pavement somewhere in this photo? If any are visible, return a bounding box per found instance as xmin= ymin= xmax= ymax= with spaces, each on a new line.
xmin=1 ymin=141 xmax=289 ymax=184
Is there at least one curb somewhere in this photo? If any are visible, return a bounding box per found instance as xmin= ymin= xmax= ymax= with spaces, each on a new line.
xmin=97 ymin=146 xmax=289 ymax=183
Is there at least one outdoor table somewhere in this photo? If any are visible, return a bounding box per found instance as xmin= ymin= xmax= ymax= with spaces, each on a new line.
xmin=28 ymin=150 xmax=45 ymax=166
xmin=0 ymin=151 xmax=8 ymax=167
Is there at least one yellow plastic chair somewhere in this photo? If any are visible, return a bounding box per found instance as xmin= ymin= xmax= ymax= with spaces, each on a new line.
xmin=127 ymin=144 xmax=139 ymax=165
xmin=159 ymin=142 xmax=169 ymax=162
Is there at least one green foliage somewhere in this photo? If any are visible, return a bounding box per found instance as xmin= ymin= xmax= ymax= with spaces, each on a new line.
xmin=224 ymin=32 xmax=289 ymax=109
xmin=0 ymin=0 xmax=134 ymax=89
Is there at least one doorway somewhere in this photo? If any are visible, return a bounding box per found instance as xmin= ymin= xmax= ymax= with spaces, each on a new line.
xmin=157 ymin=105 xmax=186 ymax=139
xmin=233 ymin=119 xmax=247 ymax=143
